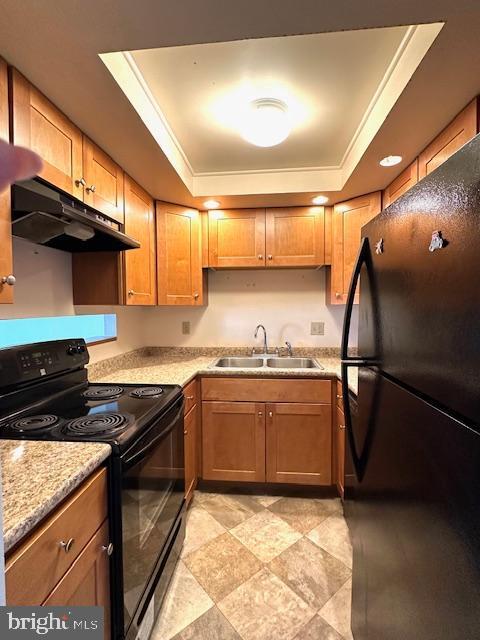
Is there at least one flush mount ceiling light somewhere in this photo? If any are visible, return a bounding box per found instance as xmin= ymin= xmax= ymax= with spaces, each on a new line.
xmin=203 ymin=199 xmax=220 ymax=209
xmin=240 ymin=98 xmax=291 ymax=148
xmin=312 ymin=195 xmax=329 ymax=205
xmin=380 ymin=155 xmax=402 ymax=167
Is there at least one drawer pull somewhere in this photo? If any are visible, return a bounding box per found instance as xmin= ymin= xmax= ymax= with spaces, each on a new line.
xmin=59 ymin=538 xmax=75 ymax=553
xmin=186 ymin=395 xmax=195 ymax=400
xmin=102 ymin=543 xmax=114 ymax=556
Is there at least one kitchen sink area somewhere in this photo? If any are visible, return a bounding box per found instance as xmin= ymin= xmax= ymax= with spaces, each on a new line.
xmin=212 ymin=355 xmax=324 ymax=369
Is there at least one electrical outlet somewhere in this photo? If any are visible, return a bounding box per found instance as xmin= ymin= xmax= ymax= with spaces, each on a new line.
xmin=311 ymin=321 xmax=325 ymax=336
xmin=182 ymin=321 xmax=190 ymax=335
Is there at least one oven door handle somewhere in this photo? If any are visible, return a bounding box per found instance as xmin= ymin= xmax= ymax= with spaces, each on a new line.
xmin=123 ymin=399 xmax=184 ymax=468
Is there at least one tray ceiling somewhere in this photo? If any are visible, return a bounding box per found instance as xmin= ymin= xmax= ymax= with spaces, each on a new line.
xmin=102 ymin=23 xmax=442 ymax=197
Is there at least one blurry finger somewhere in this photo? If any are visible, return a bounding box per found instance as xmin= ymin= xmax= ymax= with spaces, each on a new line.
xmin=0 ymin=140 xmax=43 ymax=192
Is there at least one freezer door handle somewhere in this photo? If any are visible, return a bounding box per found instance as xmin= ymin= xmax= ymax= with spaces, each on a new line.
xmin=341 ymin=236 xmax=370 ymax=362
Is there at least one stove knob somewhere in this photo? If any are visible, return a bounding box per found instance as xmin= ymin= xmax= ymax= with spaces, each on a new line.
xmin=67 ymin=345 xmax=77 ymax=355
xmin=76 ymin=345 xmax=84 ymax=354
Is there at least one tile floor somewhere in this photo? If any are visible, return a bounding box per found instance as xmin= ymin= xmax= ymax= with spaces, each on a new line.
xmin=152 ymin=491 xmax=353 ymax=640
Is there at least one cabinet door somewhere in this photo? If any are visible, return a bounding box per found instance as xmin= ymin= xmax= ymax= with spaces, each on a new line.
xmin=184 ymin=404 xmax=198 ymax=504
xmin=265 ymin=207 xmax=325 ymax=267
xmin=156 ymin=201 xmax=205 ymax=306
xmin=10 ymin=68 xmax=84 ymax=199
xmin=266 ymin=403 xmax=332 ymax=485
xmin=83 ymin=137 xmax=124 ymax=223
xmin=418 ymin=99 xmax=477 ymax=179
xmin=383 ymin=159 xmax=418 ymax=208
xmin=208 ymin=209 xmax=265 ymax=268
xmin=0 ymin=58 xmax=13 ymax=304
xmin=124 ymin=175 xmax=156 ymax=305
xmin=330 ymin=192 xmax=381 ymax=304
xmin=335 ymin=405 xmax=345 ymax=499
xmin=43 ymin=521 xmax=111 ymax=640
xmin=202 ymin=402 xmax=265 ymax=482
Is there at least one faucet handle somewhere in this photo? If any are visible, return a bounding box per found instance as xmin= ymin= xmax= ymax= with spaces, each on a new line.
xmin=285 ymin=341 xmax=293 ymax=357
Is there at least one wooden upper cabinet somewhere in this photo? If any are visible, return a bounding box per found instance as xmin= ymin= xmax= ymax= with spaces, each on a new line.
xmin=10 ymin=68 xmax=84 ymax=199
xmin=208 ymin=208 xmax=266 ymax=268
xmin=123 ymin=175 xmax=156 ymax=305
xmin=202 ymin=401 xmax=266 ymax=482
xmin=330 ymin=192 xmax=381 ymax=305
xmin=265 ymin=207 xmax=325 ymax=267
xmin=418 ymin=99 xmax=478 ymax=179
xmin=83 ymin=138 xmax=124 ymax=223
xmin=0 ymin=58 xmax=13 ymax=304
xmin=156 ymin=201 xmax=206 ymax=306
xmin=383 ymin=159 xmax=419 ymax=208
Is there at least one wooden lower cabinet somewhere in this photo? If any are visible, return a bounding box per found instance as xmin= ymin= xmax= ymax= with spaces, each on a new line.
xmin=202 ymin=402 xmax=266 ymax=482
xmin=184 ymin=404 xmax=198 ymax=504
xmin=43 ymin=521 xmax=111 ymax=639
xmin=335 ymin=405 xmax=346 ymax=499
xmin=266 ymin=403 xmax=332 ymax=485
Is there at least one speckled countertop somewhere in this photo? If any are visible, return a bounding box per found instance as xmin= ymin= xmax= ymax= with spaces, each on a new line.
xmin=89 ymin=347 xmax=358 ymax=395
xmin=1 ymin=441 xmax=111 ymax=553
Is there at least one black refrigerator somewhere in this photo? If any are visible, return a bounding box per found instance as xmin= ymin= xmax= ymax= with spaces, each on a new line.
xmin=341 ymin=134 xmax=480 ymax=640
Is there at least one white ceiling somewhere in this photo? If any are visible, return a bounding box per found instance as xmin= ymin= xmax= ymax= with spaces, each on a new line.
xmin=102 ymin=23 xmax=442 ymax=196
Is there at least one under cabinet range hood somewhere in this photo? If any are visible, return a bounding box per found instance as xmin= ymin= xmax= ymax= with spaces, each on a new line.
xmin=11 ymin=179 xmax=140 ymax=252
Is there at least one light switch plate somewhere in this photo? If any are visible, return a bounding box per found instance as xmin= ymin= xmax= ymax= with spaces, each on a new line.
xmin=182 ymin=321 xmax=190 ymax=335
xmin=311 ymin=321 xmax=325 ymax=336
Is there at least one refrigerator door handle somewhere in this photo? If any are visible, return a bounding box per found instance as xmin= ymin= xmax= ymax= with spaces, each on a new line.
xmin=341 ymin=236 xmax=370 ymax=363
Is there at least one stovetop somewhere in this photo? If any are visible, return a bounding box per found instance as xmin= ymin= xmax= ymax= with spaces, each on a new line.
xmin=0 ymin=381 xmax=183 ymax=452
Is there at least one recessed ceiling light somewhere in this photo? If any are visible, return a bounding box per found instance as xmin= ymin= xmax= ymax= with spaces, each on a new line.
xmin=240 ymin=98 xmax=291 ymax=148
xmin=312 ymin=195 xmax=329 ymax=205
xmin=380 ymin=155 xmax=402 ymax=167
xmin=203 ymin=199 xmax=220 ymax=209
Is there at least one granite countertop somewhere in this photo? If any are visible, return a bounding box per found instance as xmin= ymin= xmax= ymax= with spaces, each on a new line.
xmin=89 ymin=348 xmax=358 ymax=395
xmin=1 ymin=441 xmax=111 ymax=553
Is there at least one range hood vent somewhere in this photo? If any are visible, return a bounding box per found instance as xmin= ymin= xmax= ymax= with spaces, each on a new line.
xmin=11 ymin=179 xmax=140 ymax=252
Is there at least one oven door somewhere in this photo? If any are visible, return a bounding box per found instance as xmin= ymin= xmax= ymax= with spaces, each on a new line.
xmin=120 ymin=396 xmax=185 ymax=634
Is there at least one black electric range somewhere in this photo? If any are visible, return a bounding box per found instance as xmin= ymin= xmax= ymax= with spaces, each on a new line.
xmin=0 ymin=338 xmax=186 ymax=640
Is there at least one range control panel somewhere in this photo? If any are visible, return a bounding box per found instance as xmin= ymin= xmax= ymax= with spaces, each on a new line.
xmin=0 ymin=339 xmax=89 ymax=390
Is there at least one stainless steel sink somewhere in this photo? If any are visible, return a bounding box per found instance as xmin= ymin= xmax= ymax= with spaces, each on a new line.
xmin=214 ymin=357 xmax=264 ymax=368
xmin=266 ymin=357 xmax=323 ymax=369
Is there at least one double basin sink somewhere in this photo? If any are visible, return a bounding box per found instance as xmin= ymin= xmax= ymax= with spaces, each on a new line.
xmin=213 ymin=356 xmax=324 ymax=370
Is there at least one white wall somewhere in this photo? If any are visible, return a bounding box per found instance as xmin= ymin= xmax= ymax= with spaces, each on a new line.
xmin=0 ymin=238 xmax=148 ymax=363
xmin=1 ymin=239 xmax=358 ymax=359
xmin=143 ymin=268 xmax=357 ymax=349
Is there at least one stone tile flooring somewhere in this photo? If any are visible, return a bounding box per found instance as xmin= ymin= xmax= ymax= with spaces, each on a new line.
xmin=152 ymin=491 xmax=353 ymax=640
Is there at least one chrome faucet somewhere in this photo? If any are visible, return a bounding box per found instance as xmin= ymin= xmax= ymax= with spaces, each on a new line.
xmin=254 ymin=324 xmax=268 ymax=354
xmin=285 ymin=341 xmax=293 ymax=357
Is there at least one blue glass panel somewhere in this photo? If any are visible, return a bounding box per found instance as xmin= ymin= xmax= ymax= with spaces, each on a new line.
xmin=0 ymin=314 xmax=117 ymax=349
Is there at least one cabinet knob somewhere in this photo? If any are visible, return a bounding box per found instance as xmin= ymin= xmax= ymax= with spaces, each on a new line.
xmin=335 ymin=292 xmax=341 ymax=299
xmin=336 ymin=394 xmax=342 ymax=399
xmin=339 ymin=425 xmax=346 ymax=430
xmin=75 ymin=177 xmax=86 ymax=187
xmin=184 ymin=429 xmax=188 ymax=435
xmin=258 ymin=411 xmax=263 ymax=417
xmin=102 ymin=542 xmax=114 ymax=556
xmin=193 ymin=293 xmax=199 ymax=299
xmin=59 ymin=538 xmax=75 ymax=553
xmin=268 ymin=411 xmax=273 ymax=418
xmin=86 ymin=184 xmax=96 ymax=193
xmin=1 ymin=275 xmax=16 ymax=286
xmin=186 ymin=395 xmax=194 ymax=400
xmin=258 ymin=254 xmax=263 ymax=260
xmin=267 ymin=255 xmax=273 ymax=260
xmin=128 ymin=289 xmax=143 ymax=297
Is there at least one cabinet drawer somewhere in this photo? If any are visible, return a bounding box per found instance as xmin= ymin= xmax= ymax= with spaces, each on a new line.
xmin=183 ymin=378 xmax=198 ymax=415
xmin=336 ymin=380 xmax=344 ymax=410
xmin=6 ymin=467 xmax=108 ymax=605
xmin=201 ymin=377 xmax=331 ymax=403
